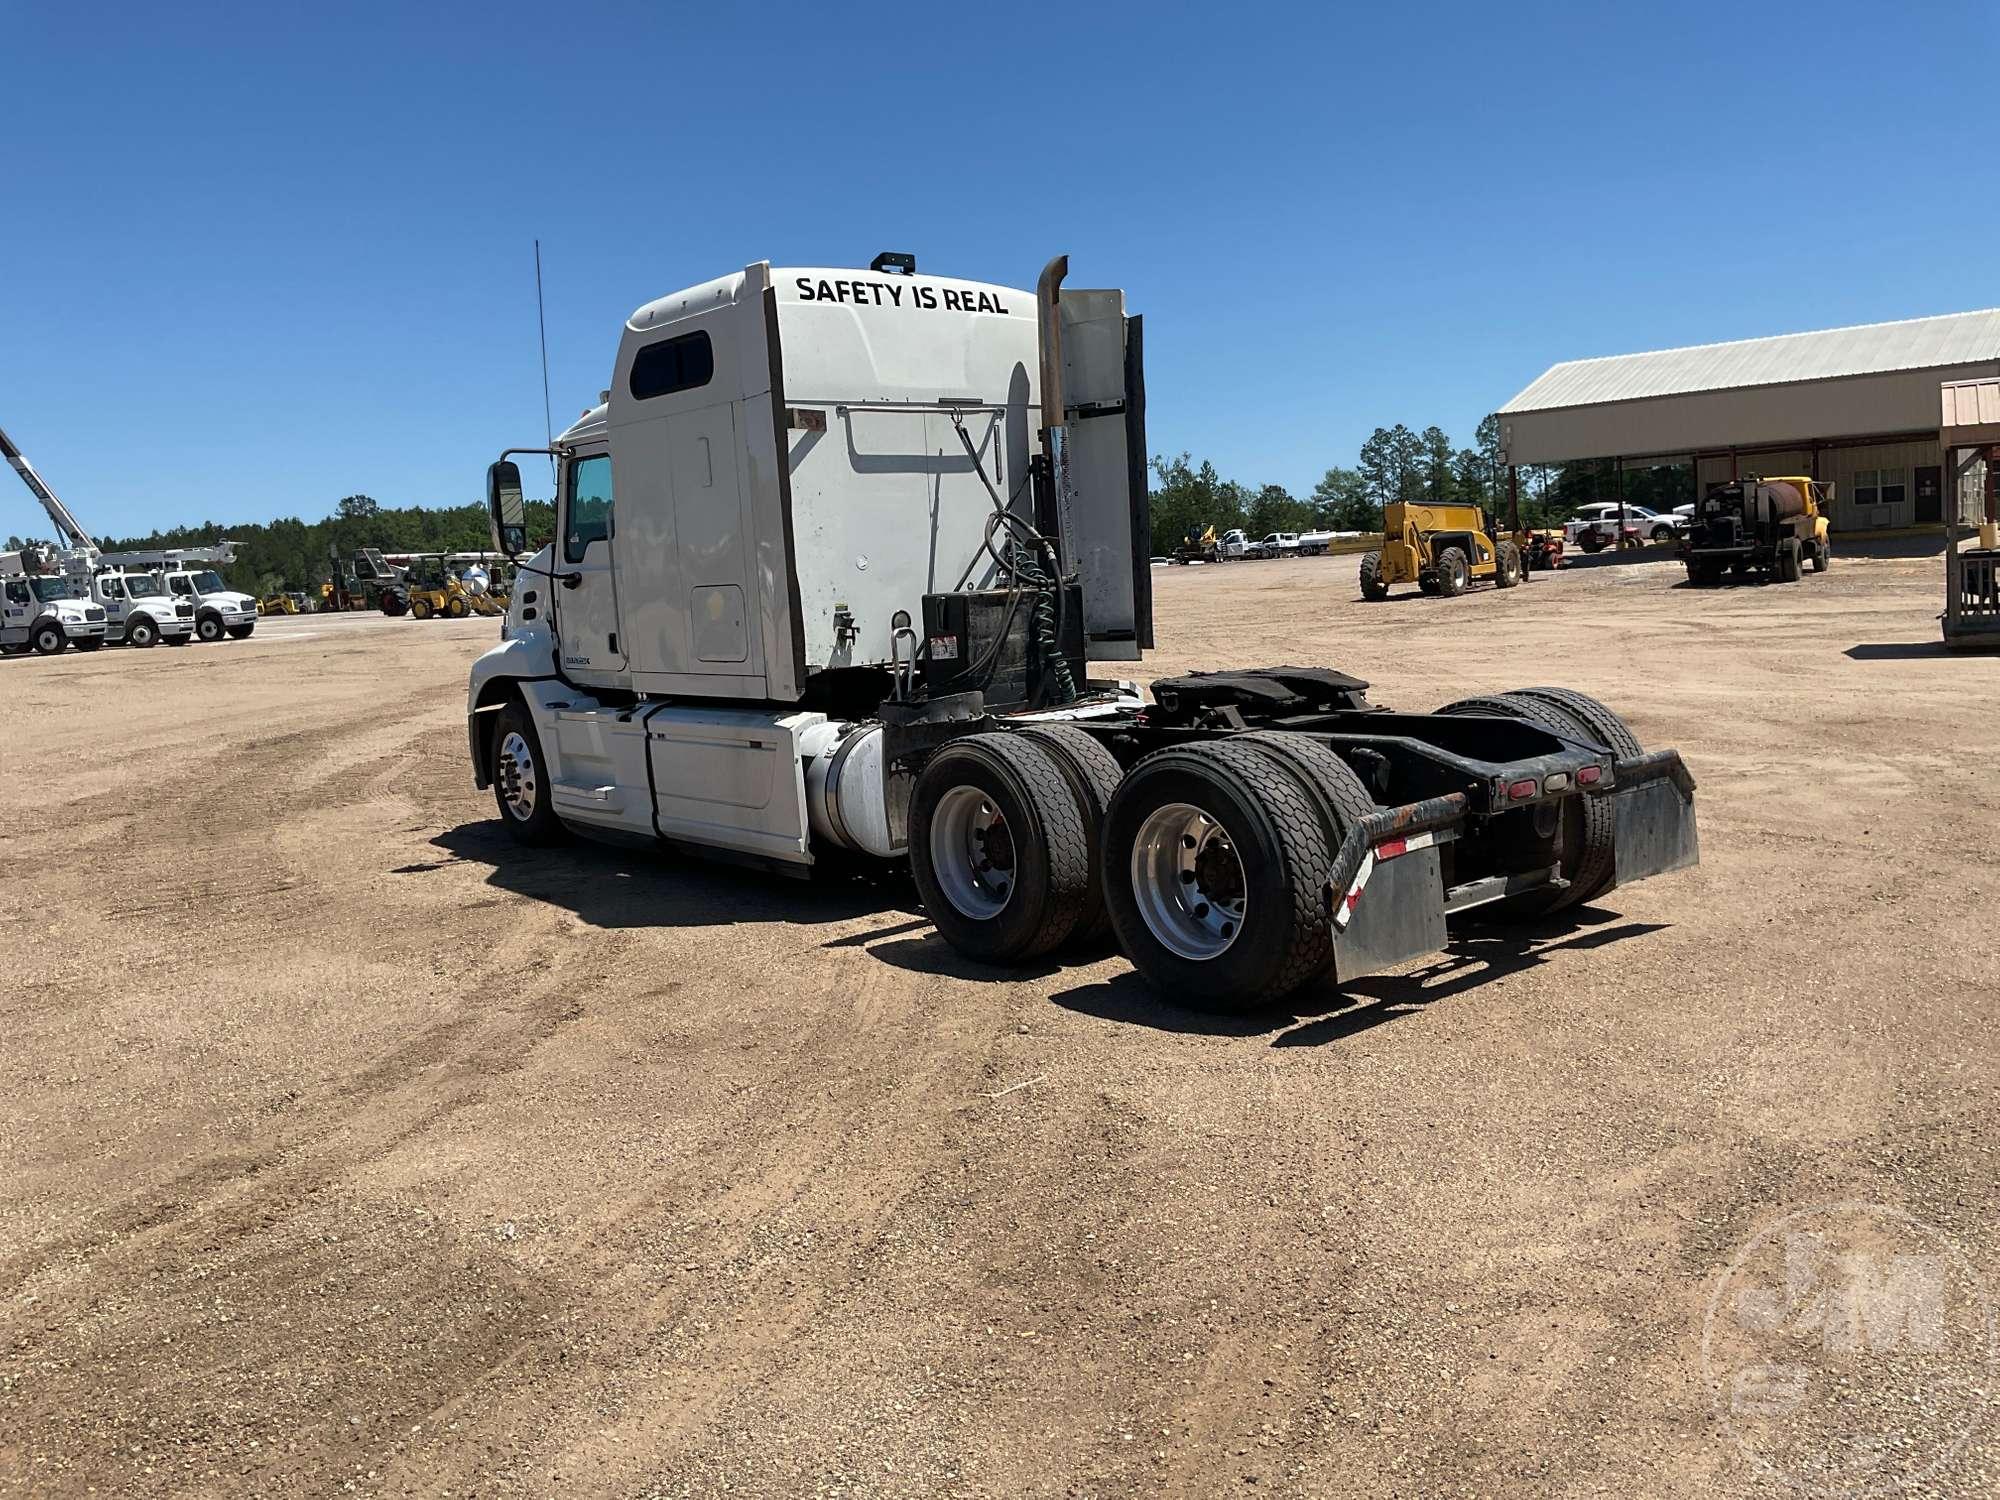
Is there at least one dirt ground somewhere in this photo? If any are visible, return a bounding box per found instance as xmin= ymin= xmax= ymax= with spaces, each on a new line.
xmin=4 ymin=548 xmax=1996 ymax=1499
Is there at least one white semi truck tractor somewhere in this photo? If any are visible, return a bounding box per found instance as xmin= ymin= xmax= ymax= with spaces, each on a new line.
xmin=469 ymin=253 xmax=1700 ymax=1009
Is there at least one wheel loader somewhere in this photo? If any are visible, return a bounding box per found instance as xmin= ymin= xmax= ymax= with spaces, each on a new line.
xmin=1359 ymin=502 xmax=1526 ymax=601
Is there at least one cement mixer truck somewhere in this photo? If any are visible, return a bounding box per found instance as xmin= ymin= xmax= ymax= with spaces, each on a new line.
xmin=1681 ymin=475 xmax=1831 ymax=585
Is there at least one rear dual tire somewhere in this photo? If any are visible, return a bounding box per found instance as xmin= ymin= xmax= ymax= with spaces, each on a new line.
xmin=1437 ymin=687 xmax=1643 ymax=918
xmin=1104 ymin=734 xmax=1378 ymax=1012
xmin=909 ymin=733 xmax=1093 ymax=964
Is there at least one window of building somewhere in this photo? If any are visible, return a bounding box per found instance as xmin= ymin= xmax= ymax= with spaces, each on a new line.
xmin=1854 ymin=468 xmax=1908 ymax=508
xmin=628 ymin=330 xmax=714 ymax=401
xmin=564 ymin=454 xmax=614 ymax=563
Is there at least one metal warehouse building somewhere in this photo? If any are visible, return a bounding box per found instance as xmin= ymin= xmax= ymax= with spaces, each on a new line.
xmin=1496 ymin=308 xmax=2000 ymax=531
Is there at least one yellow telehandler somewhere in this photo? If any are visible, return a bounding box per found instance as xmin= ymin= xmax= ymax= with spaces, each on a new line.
xmin=1359 ymin=502 xmax=1525 ymax=601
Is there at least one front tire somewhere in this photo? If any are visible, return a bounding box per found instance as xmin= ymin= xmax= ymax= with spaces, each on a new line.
xmin=1434 ymin=546 xmax=1470 ymax=597
xmin=909 ymin=733 xmax=1092 ymax=965
xmin=1103 ymin=741 xmax=1336 ymax=1011
xmin=227 ymin=622 xmax=254 ymax=639
xmin=1358 ymin=551 xmax=1390 ymax=601
xmin=195 ymin=612 xmax=225 ymax=643
xmin=491 ymin=702 xmax=567 ymax=845
xmin=446 ymin=595 xmax=469 ymax=618
xmin=1810 ymin=537 xmax=1830 ymax=573
xmin=1493 ymin=540 xmax=1523 ymax=589
xmin=74 ymin=637 xmax=103 ymax=652
xmin=31 ymin=622 xmax=66 ymax=655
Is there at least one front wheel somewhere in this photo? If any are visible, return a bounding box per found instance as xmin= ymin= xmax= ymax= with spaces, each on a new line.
xmin=1810 ymin=538 xmax=1830 ymax=573
xmin=1493 ymin=541 xmax=1523 ymax=589
xmin=909 ymin=733 xmax=1092 ymax=964
xmin=195 ymin=613 xmax=225 ymax=643
xmin=31 ymin=622 xmax=66 ymax=656
xmin=1358 ymin=551 xmax=1390 ymax=601
xmin=227 ymin=623 xmax=254 ymax=639
xmin=491 ymin=702 xmax=567 ymax=845
xmin=73 ymin=637 xmax=103 ymax=652
xmin=446 ymin=596 xmax=469 ymax=618
xmin=1434 ymin=546 xmax=1470 ymax=597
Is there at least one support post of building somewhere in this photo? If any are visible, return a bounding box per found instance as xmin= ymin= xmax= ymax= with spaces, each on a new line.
xmin=1508 ymin=464 xmax=1521 ymax=533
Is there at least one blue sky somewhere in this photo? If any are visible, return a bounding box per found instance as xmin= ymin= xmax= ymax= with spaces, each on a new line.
xmin=4 ymin=1 xmax=1996 ymax=538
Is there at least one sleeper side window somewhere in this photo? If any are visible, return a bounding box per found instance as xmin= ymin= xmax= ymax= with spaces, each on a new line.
xmin=564 ymin=454 xmax=614 ymax=563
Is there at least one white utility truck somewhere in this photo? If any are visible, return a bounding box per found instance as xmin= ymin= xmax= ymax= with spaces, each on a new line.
xmin=88 ymin=569 xmax=196 ymax=647
xmin=1 ymin=424 xmax=110 ymax=653
xmin=97 ymin=549 xmax=258 ymax=641
xmin=469 ymin=253 xmax=1700 ymax=1009
xmin=0 ymin=561 xmax=107 ymax=654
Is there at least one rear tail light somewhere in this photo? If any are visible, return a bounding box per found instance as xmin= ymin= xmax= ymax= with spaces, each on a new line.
xmin=1507 ymin=778 xmax=1539 ymax=800
xmin=1577 ymin=765 xmax=1603 ymax=785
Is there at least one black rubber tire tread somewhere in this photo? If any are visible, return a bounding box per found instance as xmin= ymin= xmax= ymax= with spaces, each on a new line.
xmin=1493 ymin=541 xmax=1522 ymax=588
xmin=73 ymin=638 xmax=103 ymax=651
xmin=1358 ymin=551 xmax=1390 ymax=601
xmin=1435 ymin=546 xmax=1468 ymax=597
xmin=410 ymin=597 xmax=432 ymax=619
xmin=910 ymin=732 xmax=1092 ymax=964
xmin=1435 ymin=692 xmax=1614 ymax=916
xmin=1776 ymin=537 xmax=1803 ymax=583
xmin=1015 ymin=723 xmax=1125 ymax=946
xmin=1103 ymin=740 xmax=1336 ymax=1009
xmin=491 ymin=701 xmax=568 ymax=846
xmin=1503 ymin=687 xmax=1646 ymax=906
xmin=1236 ymin=731 xmax=1380 ymax=846
xmin=1810 ymin=538 xmax=1830 ymax=573
xmin=31 ymin=623 xmax=65 ymax=655
xmin=196 ymin=613 xmax=224 ymax=643
xmin=127 ymin=617 xmax=159 ymax=648
xmin=227 ymin=623 xmax=254 ymax=639
xmin=447 ymin=596 xmax=469 ymax=618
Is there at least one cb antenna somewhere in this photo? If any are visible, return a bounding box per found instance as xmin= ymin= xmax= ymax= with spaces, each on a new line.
xmin=534 ymin=239 xmax=556 ymax=485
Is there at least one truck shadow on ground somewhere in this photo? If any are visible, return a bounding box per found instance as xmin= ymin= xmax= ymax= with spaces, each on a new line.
xmin=1050 ymin=909 xmax=1670 ymax=1046
xmin=424 ymin=820 xmax=921 ymax=931
xmin=1845 ymin=641 xmax=1949 ymax=659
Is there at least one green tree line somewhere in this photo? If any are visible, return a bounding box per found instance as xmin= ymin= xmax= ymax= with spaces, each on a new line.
xmin=1149 ymin=416 xmax=1692 ymax=555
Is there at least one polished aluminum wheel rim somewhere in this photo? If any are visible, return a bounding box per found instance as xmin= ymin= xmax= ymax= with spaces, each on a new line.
xmin=929 ymin=784 xmax=1015 ymax=919
xmin=1130 ymin=802 xmax=1245 ymax=960
xmin=497 ymin=730 xmax=539 ymax=821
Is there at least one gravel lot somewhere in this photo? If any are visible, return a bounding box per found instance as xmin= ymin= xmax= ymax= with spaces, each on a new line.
xmin=4 ymin=549 xmax=1995 ymax=1498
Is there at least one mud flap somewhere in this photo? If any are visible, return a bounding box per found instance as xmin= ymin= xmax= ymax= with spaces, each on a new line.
xmin=1331 ymin=845 xmax=1447 ymax=984
xmin=1611 ymin=779 xmax=1699 ymax=886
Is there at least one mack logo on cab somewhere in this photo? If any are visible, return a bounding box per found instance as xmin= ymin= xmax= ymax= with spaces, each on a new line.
xmin=793 ymin=276 xmax=1010 ymax=314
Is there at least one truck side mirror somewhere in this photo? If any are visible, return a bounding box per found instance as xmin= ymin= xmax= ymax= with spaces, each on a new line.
xmin=487 ymin=460 xmax=528 ymax=557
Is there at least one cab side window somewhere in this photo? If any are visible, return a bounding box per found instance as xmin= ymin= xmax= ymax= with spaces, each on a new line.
xmin=564 ymin=454 xmax=614 ymax=563
xmin=4 ymin=581 xmax=29 ymax=608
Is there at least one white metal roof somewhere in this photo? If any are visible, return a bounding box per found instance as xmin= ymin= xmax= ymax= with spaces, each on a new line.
xmin=1502 ymin=308 xmax=2000 ymax=414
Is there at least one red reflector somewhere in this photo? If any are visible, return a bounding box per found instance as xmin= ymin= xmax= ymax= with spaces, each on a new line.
xmin=1577 ymin=765 xmax=1603 ymax=785
xmin=1375 ymin=837 xmax=1407 ymax=861
xmin=1507 ymin=778 xmax=1539 ymax=800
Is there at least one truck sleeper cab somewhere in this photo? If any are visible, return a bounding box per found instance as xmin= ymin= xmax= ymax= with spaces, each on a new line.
xmin=1 ymin=572 xmax=107 ymax=654
xmin=468 ymin=254 xmax=1699 ymax=1010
